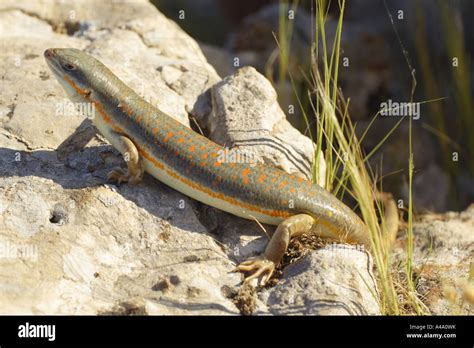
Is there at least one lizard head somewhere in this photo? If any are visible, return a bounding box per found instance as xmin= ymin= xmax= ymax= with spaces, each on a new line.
xmin=44 ymin=48 xmax=101 ymax=103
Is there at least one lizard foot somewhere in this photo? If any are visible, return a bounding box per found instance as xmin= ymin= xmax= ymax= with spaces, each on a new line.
xmin=236 ymin=256 xmax=275 ymax=285
xmin=107 ymin=167 xmax=142 ymax=185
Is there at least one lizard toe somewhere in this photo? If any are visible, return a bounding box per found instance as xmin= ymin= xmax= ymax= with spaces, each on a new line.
xmin=237 ymin=256 xmax=275 ymax=285
xmin=107 ymin=167 xmax=128 ymax=184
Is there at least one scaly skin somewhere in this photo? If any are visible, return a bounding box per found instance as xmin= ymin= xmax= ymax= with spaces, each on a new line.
xmin=44 ymin=48 xmax=370 ymax=284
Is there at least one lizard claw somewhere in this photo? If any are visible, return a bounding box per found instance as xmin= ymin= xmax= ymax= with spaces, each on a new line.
xmin=107 ymin=167 xmax=127 ymax=185
xmin=107 ymin=167 xmax=142 ymax=185
xmin=236 ymin=256 xmax=275 ymax=285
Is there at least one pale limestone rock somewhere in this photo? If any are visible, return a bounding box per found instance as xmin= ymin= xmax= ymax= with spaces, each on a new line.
xmin=259 ymin=245 xmax=380 ymax=315
xmin=393 ymin=205 xmax=474 ymax=315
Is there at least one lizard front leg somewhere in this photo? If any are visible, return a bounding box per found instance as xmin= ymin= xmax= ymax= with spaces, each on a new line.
xmin=106 ymin=134 xmax=144 ymax=185
xmin=237 ymin=213 xmax=315 ymax=285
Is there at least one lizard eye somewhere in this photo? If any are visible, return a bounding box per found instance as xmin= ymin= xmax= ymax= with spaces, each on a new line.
xmin=62 ymin=63 xmax=76 ymax=71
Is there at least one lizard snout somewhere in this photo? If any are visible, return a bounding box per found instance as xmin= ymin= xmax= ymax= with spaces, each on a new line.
xmin=44 ymin=49 xmax=57 ymax=59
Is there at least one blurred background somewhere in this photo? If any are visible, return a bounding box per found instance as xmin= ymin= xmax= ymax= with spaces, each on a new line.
xmin=154 ymin=0 xmax=474 ymax=213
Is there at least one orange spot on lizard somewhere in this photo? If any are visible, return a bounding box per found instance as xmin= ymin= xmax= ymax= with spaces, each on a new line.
xmin=257 ymin=174 xmax=267 ymax=183
xmin=164 ymin=132 xmax=173 ymax=142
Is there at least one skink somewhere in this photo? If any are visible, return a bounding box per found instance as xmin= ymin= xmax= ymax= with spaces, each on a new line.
xmin=44 ymin=48 xmax=372 ymax=284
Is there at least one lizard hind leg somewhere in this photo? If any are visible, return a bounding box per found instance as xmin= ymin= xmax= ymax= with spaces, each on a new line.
xmin=106 ymin=134 xmax=144 ymax=185
xmin=237 ymin=213 xmax=315 ymax=285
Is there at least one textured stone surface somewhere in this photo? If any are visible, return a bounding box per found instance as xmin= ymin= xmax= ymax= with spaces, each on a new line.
xmin=393 ymin=205 xmax=474 ymax=315
xmin=260 ymin=245 xmax=380 ymax=315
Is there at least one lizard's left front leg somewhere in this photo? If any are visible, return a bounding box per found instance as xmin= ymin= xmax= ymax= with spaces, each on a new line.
xmin=107 ymin=134 xmax=144 ymax=185
xmin=237 ymin=213 xmax=315 ymax=285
